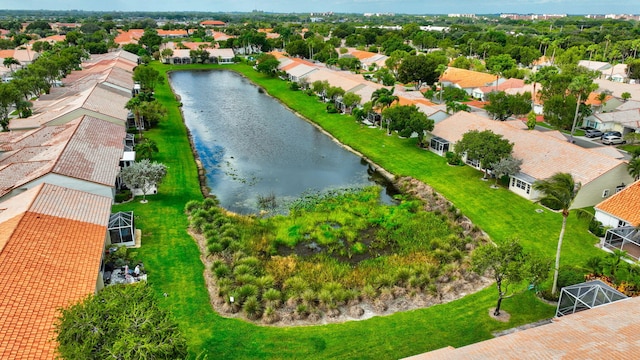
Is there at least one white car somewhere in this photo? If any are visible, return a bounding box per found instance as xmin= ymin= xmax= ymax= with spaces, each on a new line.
xmin=602 ymin=135 xmax=626 ymax=145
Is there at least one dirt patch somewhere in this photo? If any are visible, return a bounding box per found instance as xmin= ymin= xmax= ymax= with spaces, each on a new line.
xmin=489 ymin=308 xmax=511 ymax=322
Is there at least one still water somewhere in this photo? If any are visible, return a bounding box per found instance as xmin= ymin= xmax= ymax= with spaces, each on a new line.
xmin=170 ymin=70 xmax=393 ymax=214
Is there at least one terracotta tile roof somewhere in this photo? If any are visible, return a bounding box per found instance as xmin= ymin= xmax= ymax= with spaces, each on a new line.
xmin=114 ymin=29 xmax=144 ymax=45
xmin=585 ymin=91 xmax=614 ymax=106
xmin=404 ymin=297 xmax=640 ymax=360
xmin=595 ymin=180 xmax=640 ymax=226
xmin=200 ymin=20 xmax=226 ymax=26
xmin=441 ymin=67 xmax=497 ymax=89
xmin=431 ymin=111 xmax=626 ymax=186
xmin=476 ymin=78 xmax=527 ymax=93
xmin=157 ymin=29 xmax=188 ymax=37
xmin=305 ymin=68 xmax=362 ymax=93
xmin=0 ymin=183 xmax=111 ymax=360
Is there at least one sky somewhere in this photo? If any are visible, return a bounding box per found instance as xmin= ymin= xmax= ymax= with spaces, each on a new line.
xmin=5 ymin=0 xmax=640 ymax=15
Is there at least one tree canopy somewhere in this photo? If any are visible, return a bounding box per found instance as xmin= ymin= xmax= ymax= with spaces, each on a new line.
xmin=455 ymin=130 xmax=514 ymax=177
xmin=55 ymin=283 xmax=188 ymax=360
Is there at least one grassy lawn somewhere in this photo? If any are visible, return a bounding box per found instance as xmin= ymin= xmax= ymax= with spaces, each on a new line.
xmin=112 ymin=62 xmax=603 ymax=359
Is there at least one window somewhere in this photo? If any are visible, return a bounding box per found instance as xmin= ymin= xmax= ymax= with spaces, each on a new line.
xmin=466 ymin=158 xmax=480 ymax=167
xmin=512 ymin=179 xmax=531 ymax=194
xmin=615 ymin=184 xmax=626 ymax=193
xmin=602 ymin=189 xmax=610 ymax=198
xmin=618 ymin=220 xmax=627 ymax=227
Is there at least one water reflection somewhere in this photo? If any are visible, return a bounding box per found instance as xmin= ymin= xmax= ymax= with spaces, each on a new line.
xmin=170 ymin=70 xmax=395 ymax=214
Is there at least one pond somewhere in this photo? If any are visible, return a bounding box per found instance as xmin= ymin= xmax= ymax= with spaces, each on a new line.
xmin=170 ymin=70 xmax=396 ymax=214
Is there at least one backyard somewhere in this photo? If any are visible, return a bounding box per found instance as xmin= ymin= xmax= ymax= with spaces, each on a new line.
xmin=112 ymin=61 xmax=602 ymax=359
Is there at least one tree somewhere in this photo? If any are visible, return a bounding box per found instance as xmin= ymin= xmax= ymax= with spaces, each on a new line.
xmin=621 ymin=92 xmax=632 ymax=102
xmin=628 ymin=157 xmax=640 ymax=181
xmin=543 ymin=94 xmax=577 ymax=131
xmin=472 ymin=239 xmax=550 ymax=316
xmin=55 ymin=283 xmax=188 ymax=359
xmin=533 ymin=173 xmax=581 ymax=296
xmin=3 ymin=56 xmax=19 ymax=72
xmin=138 ymin=100 xmax=167 ymax=128
xmin=455 ymin=130 xmax=514 ymax=178
xmin=138 ymin=28 xmax=163 ymax=53
xmin=160 ymin=48 xmax=174 ymax=62
xmin=484 ymin=91 xmax=512 ymax=121
xmin=136 ymin=138 xmax=159 ymax=161
xmin=382 ymin=104 xmax=434 ymax=144
xmin=371 ymin=87 xmax=398 ymax=112
xmin=568 ymin=75 xmax=598 ymax=142
xmin=256 ymin=53 xmax=279 ymax=75
xmin=119 ymin=159 xmax=167 ymax=203
xmin=0 ymin=82 xmax=20 ymax=131
xmin=397 ymin=53 xmax=447 ymax=90
xmin=134 ymin=65 xmax=163 ymax=95
xmin=340 ymin=92 xmax=362 ymax=113
xmin=490 ymin=156 xmax=523 ymax=187
xmin=435 ymin=64 xmax=447 ymax=103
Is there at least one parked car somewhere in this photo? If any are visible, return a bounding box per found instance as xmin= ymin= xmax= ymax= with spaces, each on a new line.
xmin=602 ymin=135 xmax=626 ymax=145
xmin=601 ymin=131 xmax=622 ymax=140
xmin=585 ymin=129 xmax=604 ymax=138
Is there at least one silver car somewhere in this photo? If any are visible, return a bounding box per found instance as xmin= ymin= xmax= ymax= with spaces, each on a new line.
xmin=602 ymin=135 xmax=626 ymax=145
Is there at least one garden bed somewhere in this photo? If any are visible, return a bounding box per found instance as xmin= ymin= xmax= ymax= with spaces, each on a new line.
xmin=188 ymin=178 xmax=492 ymax=325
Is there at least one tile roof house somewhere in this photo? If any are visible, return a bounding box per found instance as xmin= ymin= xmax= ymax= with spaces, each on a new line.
xmin=0 ymin=183 xmax=112 ymax=359
xmin=403 ymin=296 xmax=640 ymax=360
xmin=472 ymin=78 xmax=534 ymax=102
xmin=440 ymin=67 xmax=500 ymax=95
xmin=430 ymin=111 xmax=633 ymax=208
xmin=0 ymin=115 xmax=125 ymax=200
xmin=595 ymin=179 xmax=640 ymax=228
xmin=10 ymin=83 xmax=130 ymax=131
xmin=583 ymin=108 xmax=640 ymax=134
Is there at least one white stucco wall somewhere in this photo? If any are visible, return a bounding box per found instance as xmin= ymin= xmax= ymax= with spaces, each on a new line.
xmin=572 ymin=164 xmax=634 ymax=209
xmin=4 ymin=174 xmax=114 ymax=202
xmin=594 ymin=209 xmax=625 ymax=228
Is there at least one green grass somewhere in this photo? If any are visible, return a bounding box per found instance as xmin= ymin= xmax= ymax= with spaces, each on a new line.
xmin=111 ymin=61 xmax=597 ymax=359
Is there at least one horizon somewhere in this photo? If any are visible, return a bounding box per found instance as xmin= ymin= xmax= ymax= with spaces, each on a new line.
xmin=4 ymin=0 xmax=640 ymax=16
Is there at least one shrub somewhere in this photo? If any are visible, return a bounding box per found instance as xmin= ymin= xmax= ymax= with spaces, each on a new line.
xmin=289 ymin=82 xmax=300 ymax=91
xmin=214 ymin=264 xmax=231 ymax=278
xmin=445 ymin=151 xmax=463 ymax=166
xmin=262 ymin=288 xmax=282 ymax=306
xmin=233 ymin=264 xmax=255 ymax=276
xmin=589 ymin=219 xmax=606 ymax=237
xmin=236 ymin=284 xmax=259 ymax=304
xmin=326 ymin=103 xmax=339 ymax=113
xmin=557 ymin=265 xmax=586 ymax=289
xmin=243 ymin=296 xmax=262 ymax=320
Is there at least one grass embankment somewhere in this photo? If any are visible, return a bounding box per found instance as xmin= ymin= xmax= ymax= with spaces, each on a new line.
xmin=112 ymin=62 xmax=603 ymax=359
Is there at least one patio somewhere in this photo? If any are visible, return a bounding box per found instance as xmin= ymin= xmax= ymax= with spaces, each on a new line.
xmin=105 ymin=266 xmax=147 ymax=286
xmin=603 ymin=226 xmax=640 ymax=260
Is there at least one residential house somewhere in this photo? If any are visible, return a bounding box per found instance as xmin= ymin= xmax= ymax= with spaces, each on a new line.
xmin=430 ymin=111 xmax=633 ymax=208
xmin=162 ymin=48 xmax=235 ymax=64
xmin=10 ymin=82 xmax=130 ymax=131
xmin=595 ymin=180 xmax=640 ymax=259
xmin=0 ymin=115 xmax=126 ymax=201
xmin=200 ymin=20 xmax=226 ymax=27
xmin=440 ymin=67 xmax=501 ymax=96
xmin=0 ymin=183 xmax=113 ymax=359
xmin=595 ymin=179 xmax=640 ymax=228
xmin=579 ymin=60 xmax=628 ymax=82
xmin=584 ymin=91 xmax=621 ymax=114
xmin=114 ymin=29 xmax=144 ymax=45
xmin=583 ymin=108 xmax=640 ymax=135
xmin=471 ymin=78 xmax=533 ymax=102
xmin=595 ymin=77 xmax=640 ymax=99
xmin=0 ymin=48 xmax=39 ymax=70
xmin=157 ymin=29 xmax=189 ymax=39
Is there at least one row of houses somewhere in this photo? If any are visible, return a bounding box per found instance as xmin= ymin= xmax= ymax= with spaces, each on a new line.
xmin=0 ymin=50 xmax=140 ymax=359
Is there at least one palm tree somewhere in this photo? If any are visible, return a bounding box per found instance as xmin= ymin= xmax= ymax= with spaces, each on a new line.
xmin=628 ymin=157 xmax=640 ymax=181
xmin=533 ymin=173 xmax=581 ymax=296
xmin=435 ymin=64 xmax=447 ymax=103
xmin=371 ymin=87 xmax=398 ymax=129
xmin=568 ymin=75 xmax=598 ymax=143
xmin=524 ymin=71 xmax=545 ymax=106
xmin=3 ymin=57 xmax=20 ymax=73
